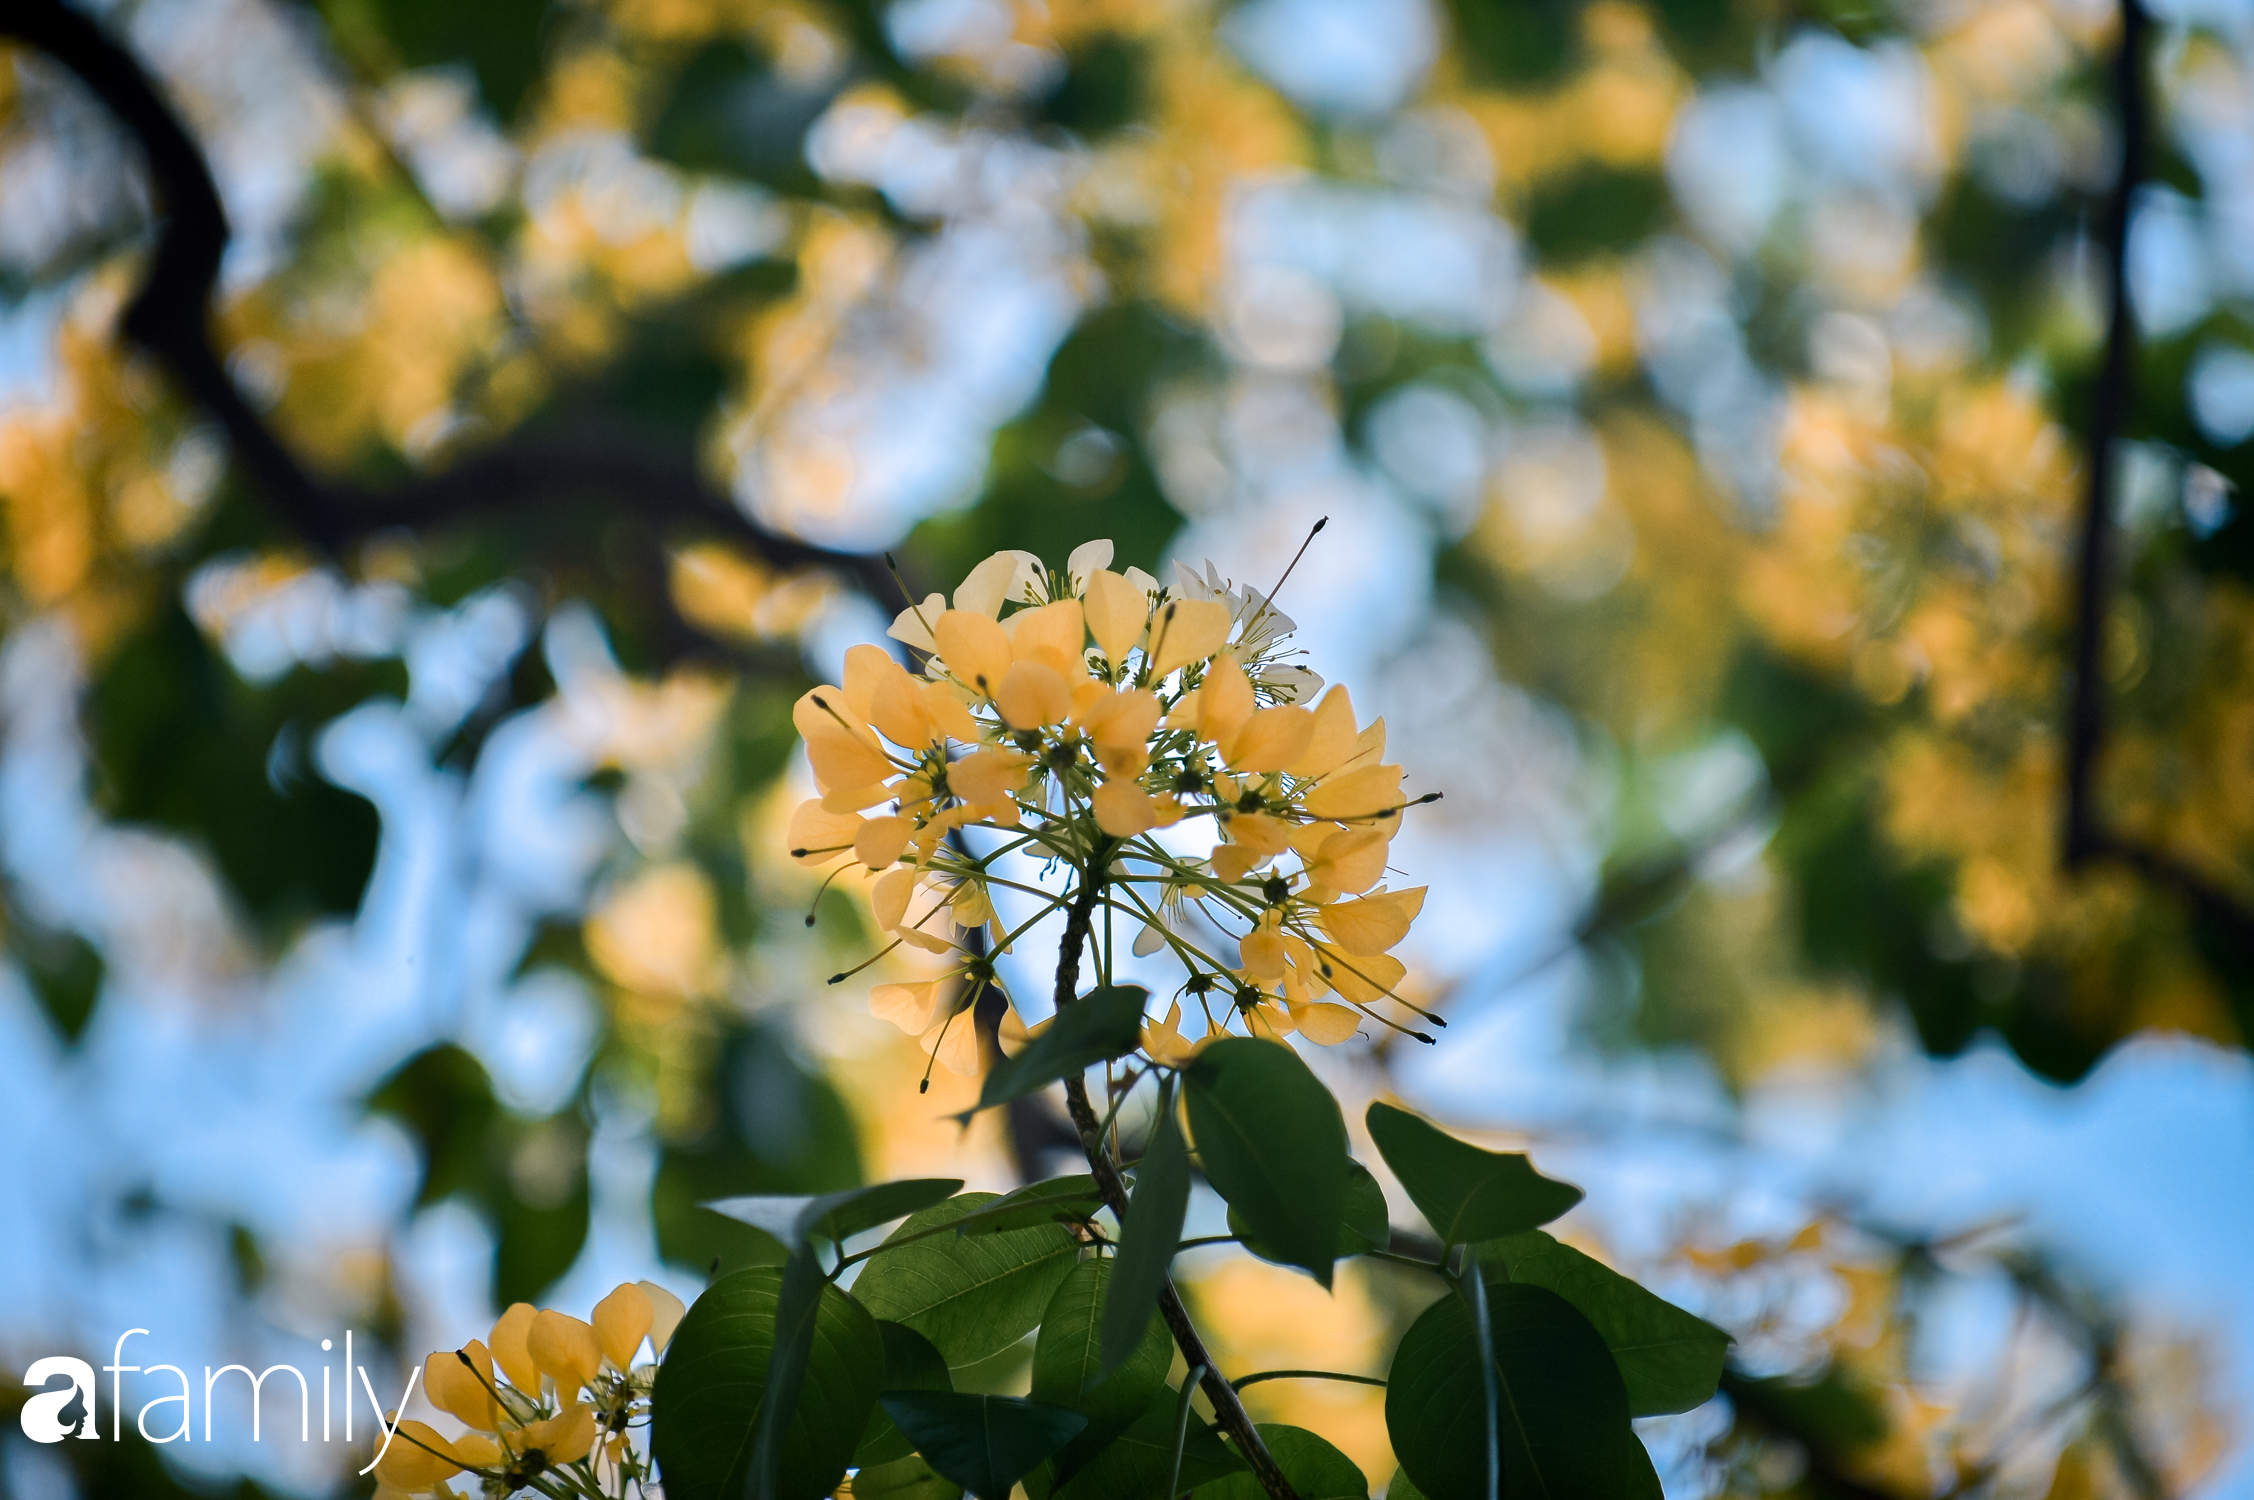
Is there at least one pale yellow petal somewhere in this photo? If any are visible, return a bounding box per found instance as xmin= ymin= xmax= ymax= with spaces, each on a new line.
xmin=1288 ymin=1000 xmax=1362 ymax=1045
xmin=872 ymin=981 xmax=942 ymax=1034
xmin=854 ymin=814 xmax=914 ymax=869
xmin=1093 ymin=780 xmax=1157 ymax=836
xmin=995 ymin=660 xmax=1071 ymax=729
xmin=872 ymin=866 xmax=917 ymax=932
xmin=488 ymin=1304 xmax=541 ymax=1394
xmin=1083 ymin=568 xmax=1149 ymax=664
xmin=788 ymin=799 xmax=865 ymax=866
xmin=888 ymin=593 xmax=947 ymax=652
xmin=528 ymin=1310 xmax=602 ymax=1394
xmin=1009 ymin=598 xmax=1086 ymax=677
xmin=1301 ymin=763 xmax=1405 ymax=822
xmin=933 ymin=609 xmax=1014 ymax=695
xmin=592 ymin=1284 xmax=655 ymax=1369
xmin=638 ymin=1282 xmax=687 ymax=1353
xmin=372 ymin=1421 xmax=462 ymax=1489
xmin=423 ymin=1342 xmax=498 ymax=1432
xmin=1226 ymin=704 xmax=1316 ymax=773
xmin=1287 ymin=685 xmax=1359 ymax=780
xmin=1147 ymin=596 xmax=1232 ymax=676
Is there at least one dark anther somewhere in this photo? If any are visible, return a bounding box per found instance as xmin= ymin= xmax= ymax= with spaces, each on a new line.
xmin=789 ymin=847 xmax=809 ymax=857
xmin=828 ymin=972 xmax=847 ymax=984
xmin=918 ymin=1078 xmax=930 ymax=1094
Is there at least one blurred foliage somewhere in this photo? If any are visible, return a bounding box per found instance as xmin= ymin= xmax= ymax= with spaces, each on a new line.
xmin=0 ymin=0 xmax=2248 ymax=1492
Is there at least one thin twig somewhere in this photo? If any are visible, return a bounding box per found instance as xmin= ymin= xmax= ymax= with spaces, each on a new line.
xmin=1050 ymin=837 xmax=1300 ymax=1500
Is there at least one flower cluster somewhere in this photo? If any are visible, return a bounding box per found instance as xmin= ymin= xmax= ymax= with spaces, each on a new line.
xmin=788 ymin=537 xmax=1437 ymax=1077
xmin=372 ymin=1281 xmax=685 ymax=1500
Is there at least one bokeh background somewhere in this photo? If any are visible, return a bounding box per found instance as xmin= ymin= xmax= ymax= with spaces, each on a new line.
xmin=3 ymin=0 xmax=2254 ymax=1494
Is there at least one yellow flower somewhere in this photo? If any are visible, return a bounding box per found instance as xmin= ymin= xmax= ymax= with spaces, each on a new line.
xmin=787 ymin=536 xmax=1438 ymax=1062
xmin=515 ymin=1402 xmax=599 ymax=1467
xmin=592 ymin=1282 xmax=654 ymax=1369
xmin=423 ymin=1340 xmax=500 ymax=1431
xmin=372 ymin=1421 xmax=464 ymax=1490
xmin=528 ymin=1309 xmax=603 ymax=1394
xmin=488 ymin=1303 xmax=542 ymax=1394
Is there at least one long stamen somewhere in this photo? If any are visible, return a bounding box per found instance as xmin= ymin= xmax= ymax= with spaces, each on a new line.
xmin=829 ymin=939 xmax=904 ymax=984
xmin=1263 ymin=517 xmax=1327 ymax=607
xmin=918 ymin=979 xmax=979 ymax=1095
xmin=804 ymin=863 xmax=855 ymax=926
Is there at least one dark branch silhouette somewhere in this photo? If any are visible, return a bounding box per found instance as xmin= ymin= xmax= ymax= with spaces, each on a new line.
xmin=2061 ymin=0 xmax=2254 ymax=953
xmin=0 ymin=0 xmax=887 ymax=611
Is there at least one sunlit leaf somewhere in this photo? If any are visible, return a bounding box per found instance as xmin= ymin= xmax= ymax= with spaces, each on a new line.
xmin=1366 ymin=1102 xmax=1582 ymax=1246
xmin=1033 ymin=1257 xmax=1172 ymax=1480
xmin=852 ymin=1193 xmax=1078 ymax=1367
xmin=1184 ymin=1039 xmax=1349 ymax=1286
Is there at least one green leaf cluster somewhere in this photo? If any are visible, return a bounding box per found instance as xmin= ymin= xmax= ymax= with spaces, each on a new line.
xmin=647 ymin=1039 xmax=1728 ymax=1500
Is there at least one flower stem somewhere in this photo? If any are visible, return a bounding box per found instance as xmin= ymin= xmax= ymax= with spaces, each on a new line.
xmin=1052 ymin=836 xmax=1300 ymax=1500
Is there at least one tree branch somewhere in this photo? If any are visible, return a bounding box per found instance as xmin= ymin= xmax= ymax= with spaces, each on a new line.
xmin=2059 ymin=0 xmax=2254 ymax=950
xmin=0 ymin=0 xmax=889 ymax=613
xmin=1050 ymin=839 xmax=1299 ymax=1500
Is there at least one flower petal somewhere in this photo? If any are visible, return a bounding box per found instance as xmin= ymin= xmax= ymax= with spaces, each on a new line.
xmin=423 ymin=1342 xmax=498 ymax=1432
xmin=488 ymin=1303 xmax=541 ymax=1394
xmin=934 ymin=609 xmax=1015 ymax=695
xmin=592 ymin=1283 xmax=654 ymax=1369
xmin=1067 ymin=538 xmax=1115 ymax=590
xmin=1083 ymin=568 xmax=1149 ymax=663
xmin=955 ymin=549 xmax=1045 ymax=616
xmin=995 ymin=660 xmax=1071 ymax=729
xmin=1146 ymin=596 xmax=1232 ymax=676
xmin=528 ymin=1309 xmax=602 ymax=1394
xmin=1093 ymin=780 xmax=1157 ymax=836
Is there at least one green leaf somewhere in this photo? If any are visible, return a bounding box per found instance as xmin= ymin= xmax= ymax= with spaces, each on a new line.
xmin=857 ymin=1321 xmax=955 ymax=1466
xmin=1386 ymin=1468 xmax=1430 ymax=1500
xmin=1049 ymin=1385 xmax=1248 ymax=1500
xmin=1385 ymin=1281 xmax=1659 ymax=1500
xmin=1200 ymin=1425 xmax=1370 ymax=1500
xmin=1102 ymin=1080 xmax=1189 ymax=1374
xmin=1480 ymin=1230 xmax=1731 ymax=1416
xmin=1183 ymin=1039 xmax=1349 ymax=1287
xmin=747 ymin=1249 xmax=826 ymax=1500
xmin=877 ymin=1392 xmax=1088 ymax=1500
xmin=704 ymin=1178 xmax=963 ymax=1248
xmin=956 ymin=985 xmax=1149 ymax=1121
xmin=1033 ymin=1258 xmax=1173 ymax=1480
xmin=1365 ymin=1102 xmax=1582 ymax=1246
xmin=1229 ymin=1161 xmax=1390 ymax=1262
xmin=852 ymin=1193 xmax=1079 ymax=1367
xmin=649 ymin=1266 xmax=884 ymax=1500
xmin=957 ymin=1175 xmax=1107 ymax=1237
xmin=848 ymin=1454 xmax=965 ymax=1500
